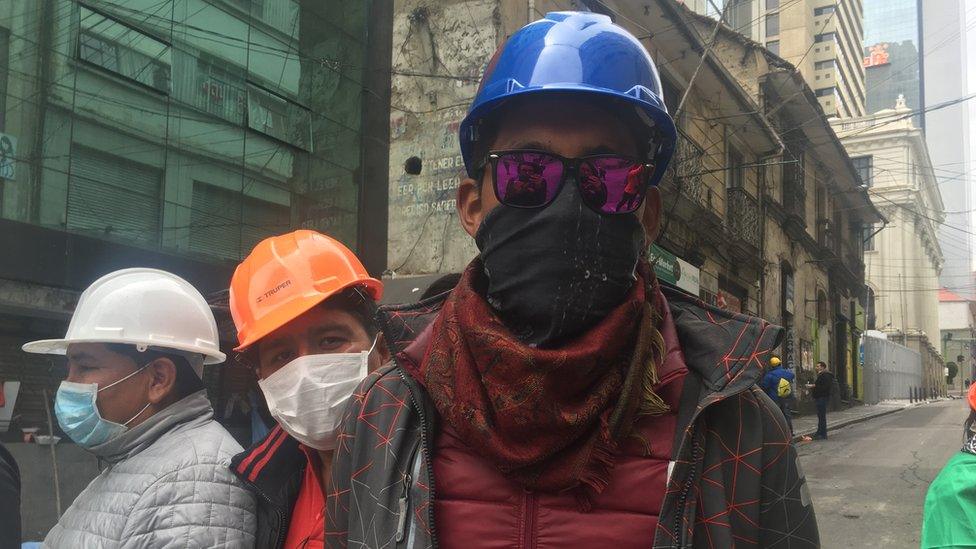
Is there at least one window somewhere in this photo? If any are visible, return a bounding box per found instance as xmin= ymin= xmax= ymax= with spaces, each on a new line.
xmin=191 ymin=181 xmax=290 ymax=259
xmin=814 ymin=5 xmax=836 ymax=16
xmin=815 ymin=87 xmax=836 ymax=97
xmin=852 ymin=155 xmax=872 ymax=187
xmin=728 ymin=146 xmax=744 ymax=189
xmin=661 ymin=76 xmax=683 ymax=123
xmin=727 ymin=0 xmax=754 ymax=38
xmin=77 ymin=7 xmax=171 ymax=93
xmin=863 ymin=223 xmax=876 ymax=252
xmin=173 ymin=52 xmax=246 ymax=123
xmin=766 ymin=0 xmax=779 ymax=8
xmin=815 ymin=32 xmax=836 ymax=42
xmin=67 ymin=146 xmax=162 ymax=246
xmin=247 ymin=84 xmax=312 ymax=150
xmin=0 ymin=27 xmax=8 ymax=130
xmin=765 ymin=13 xmax=779 ymax=36
xmin=815 ymin=59 xmax=836 ymax=70
xmin=866 ymin=287 xmax=876 ymax=330
xmin=766 ymin=40 xmax=780 ymax=55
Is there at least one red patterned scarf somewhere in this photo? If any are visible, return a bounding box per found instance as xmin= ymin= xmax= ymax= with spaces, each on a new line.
xmin=406 ymin=260 xmax=668 ymax=503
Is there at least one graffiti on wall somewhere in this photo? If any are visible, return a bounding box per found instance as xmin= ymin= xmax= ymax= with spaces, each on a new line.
xmin=387 ymin=1 xmax=498 ymax=274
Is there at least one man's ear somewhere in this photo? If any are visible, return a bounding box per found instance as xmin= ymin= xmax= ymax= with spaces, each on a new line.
xmin=371 ymin=332 xmax=391 ymax=373
xmin=457 ymin=177 xmax=485 ymax=238
xmin=641 ymin=186 xmax=663 ymax=244
xmin=145 ymin=358 xmax=178 ymax=405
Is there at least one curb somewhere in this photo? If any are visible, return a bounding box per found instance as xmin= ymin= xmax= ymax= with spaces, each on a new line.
xmin=791 ymin=403 xmax=922 ymax=442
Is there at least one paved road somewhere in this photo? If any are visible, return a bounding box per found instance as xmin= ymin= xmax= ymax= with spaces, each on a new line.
xmin=798 ymin=399 xmax=966 ymax=548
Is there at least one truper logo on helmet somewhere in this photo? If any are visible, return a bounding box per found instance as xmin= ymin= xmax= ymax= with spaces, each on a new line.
xmin=256 ymin=279 xmax=292 ymax=304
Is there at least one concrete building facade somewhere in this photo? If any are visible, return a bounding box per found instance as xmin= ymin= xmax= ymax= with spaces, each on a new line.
xmin=833 ymin=98 xmax=947 ymax=397
xmin=387 ymin=0 xmax=879 ymax=402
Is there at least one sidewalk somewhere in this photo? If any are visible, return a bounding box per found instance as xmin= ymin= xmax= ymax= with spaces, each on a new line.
xmin=790 ymin=399 xmax=942 ymax=442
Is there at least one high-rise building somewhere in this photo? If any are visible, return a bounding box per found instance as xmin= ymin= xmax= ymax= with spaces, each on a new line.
xmin=862 ymin=0 xmax=973 ymax=297
xmin=863 ymin=0 xmax=923 ymax=125
xmin=922 ymin=0 xmax=972 ymax=297
xmin=685 ymin=0 xmax=866 ymax=118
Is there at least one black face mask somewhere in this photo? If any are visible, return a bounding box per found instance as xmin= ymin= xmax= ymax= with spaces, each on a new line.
xmin=474 ymin=178 xmax=645 ymax=348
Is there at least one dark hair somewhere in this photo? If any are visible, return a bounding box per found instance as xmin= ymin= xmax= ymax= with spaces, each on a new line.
xmin=966 ymin=409 xmax=976 ymax=439
xmin=105 ymin=343 xmax=205 ymax=400
xmin=816 ymin=361 xmax=827 ymax=369
xmin=420 ymin=273 xmax=462 ymax=301
xmin=326 ymin=286 xmax=380 ymax=338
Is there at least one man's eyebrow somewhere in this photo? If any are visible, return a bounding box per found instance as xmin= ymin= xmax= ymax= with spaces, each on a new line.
xmin=67 ymin=352 xmax=96 ymax=362
xmin=310 ymin=323 xmax=355 ymax=337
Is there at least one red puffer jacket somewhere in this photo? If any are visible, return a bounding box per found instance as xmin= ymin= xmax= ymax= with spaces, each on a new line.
xmin=432 ymin=331 xmax=687 ymax=549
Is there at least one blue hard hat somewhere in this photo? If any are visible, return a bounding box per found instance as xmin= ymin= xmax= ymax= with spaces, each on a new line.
xmin=459 ymin=11 xmax=677 ymax=185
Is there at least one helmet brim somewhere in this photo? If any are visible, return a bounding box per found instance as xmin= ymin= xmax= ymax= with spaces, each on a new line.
xmin=23 ymin=338 xmax=227 ymax=365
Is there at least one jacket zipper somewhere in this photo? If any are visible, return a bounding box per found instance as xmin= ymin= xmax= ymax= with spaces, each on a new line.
xmin=397 ymin=366 xmax=439 ymax=548
xmin=249 ymin=484 xmax=288 ymax=549
xmin=520 ymin=490 xmax=538 ymax=549
xmin=395 ymin=438 xmax=423 ymax=543
xmin=672 ymin=435 xmax=703 ymax=547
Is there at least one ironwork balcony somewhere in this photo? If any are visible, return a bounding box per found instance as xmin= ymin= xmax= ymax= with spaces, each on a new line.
xmin=726 ymin=187 xmax=761 ymax=250
xmin=670 ymin=134 xmax=707 ymax=208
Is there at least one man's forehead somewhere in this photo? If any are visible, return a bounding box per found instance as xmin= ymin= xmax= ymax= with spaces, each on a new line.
xmin=260 ymin=304 xmax=360 ymax=345
xmin=491 ymin=99 xmax=638 ymax=156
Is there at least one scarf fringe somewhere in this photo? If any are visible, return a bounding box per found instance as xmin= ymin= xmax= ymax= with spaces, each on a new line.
xmin=639 ymin=284 xmax=671 ymax=417
xmin=575 ymin=431 xmax=618 ymax=512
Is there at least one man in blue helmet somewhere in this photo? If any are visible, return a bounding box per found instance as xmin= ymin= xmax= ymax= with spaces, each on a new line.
xmin=327 ymin=12 xmax=818 ymax=549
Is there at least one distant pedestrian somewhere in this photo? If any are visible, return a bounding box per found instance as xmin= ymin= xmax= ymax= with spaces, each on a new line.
xmin=921 ymin=383 xmax=976 ymax=547
xmin=761 ymin=356 xmax=795 ymax=434
xmin=807 ymin=361 xmax=834 ymax=440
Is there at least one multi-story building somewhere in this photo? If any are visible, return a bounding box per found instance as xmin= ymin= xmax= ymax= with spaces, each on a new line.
xmin=685 ymin=0 xmax=866 ymax=119
xmin=862 ymin=0 xmax=973 ymax=297
xmin=0 ymin=0 xmax=391 ymax=448
xmin=922 ymin=0 xmax=972 ymax=297
xmin=938 ymin=288 xmax=975 ymax=392
xmin=387 ymin=0 xmax=880 ymax=403
xmin=833 ymin=97 xmax=947 ymax=397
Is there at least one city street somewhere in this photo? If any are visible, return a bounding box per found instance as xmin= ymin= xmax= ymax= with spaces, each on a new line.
xmin=799 ymin=400 xmax=968 ymax=548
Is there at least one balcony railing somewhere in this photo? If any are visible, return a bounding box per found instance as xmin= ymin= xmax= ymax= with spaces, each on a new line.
xmin=670 ymin=134 xmax=707 ymax=208
xmin=726 ymin=187 xmax=761 ymax=250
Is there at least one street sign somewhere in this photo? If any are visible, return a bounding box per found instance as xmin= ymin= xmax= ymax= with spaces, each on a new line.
xmin=648 ymin=244 xmax=700 ymax=296
xmin=0 ymin=133 xmax=15 ymax=180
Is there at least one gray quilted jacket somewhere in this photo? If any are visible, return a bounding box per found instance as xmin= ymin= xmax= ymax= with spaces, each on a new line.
xmin=43 ymin=390 xmax=257 ymax=548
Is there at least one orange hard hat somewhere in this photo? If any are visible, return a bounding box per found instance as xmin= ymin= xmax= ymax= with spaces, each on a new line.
xmin=969 ymin=382 xmax=976 ymax=411
xmin=229 ymin=230 xmax=383 ymax=351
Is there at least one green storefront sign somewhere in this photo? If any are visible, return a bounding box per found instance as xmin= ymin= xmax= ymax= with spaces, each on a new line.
xmin=648 ymin=244 xmax=700 ymax=296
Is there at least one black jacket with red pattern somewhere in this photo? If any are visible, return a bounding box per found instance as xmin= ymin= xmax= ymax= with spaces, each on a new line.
xmin=325 ymin=286 xmax=819 ymax=548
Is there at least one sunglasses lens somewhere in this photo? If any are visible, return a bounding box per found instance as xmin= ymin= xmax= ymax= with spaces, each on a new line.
xmin=583 ymin=158 xmax=652 ymax=214
xmin=494 ymin=152 xmax=563 ymax=208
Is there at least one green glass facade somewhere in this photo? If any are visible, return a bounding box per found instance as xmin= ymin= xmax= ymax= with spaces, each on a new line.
xmin=0 ymin=0 xmax=375 ymax=262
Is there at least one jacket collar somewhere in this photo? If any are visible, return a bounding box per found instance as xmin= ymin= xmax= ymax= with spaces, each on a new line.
xmin=230 ymin=425 xmax=306 ymax=506
xmin=87 ymin=390 xmax=214 ymax=463
xmin=377 ymin=283 xmax=783 ymax=398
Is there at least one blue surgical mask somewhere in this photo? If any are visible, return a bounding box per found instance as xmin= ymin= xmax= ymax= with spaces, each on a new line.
xmin=55 ymin=365 xmax=152 ymax=448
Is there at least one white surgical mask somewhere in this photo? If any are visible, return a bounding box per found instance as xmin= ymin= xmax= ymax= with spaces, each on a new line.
xmin=258 ymin=338 xmax=375 ymax=450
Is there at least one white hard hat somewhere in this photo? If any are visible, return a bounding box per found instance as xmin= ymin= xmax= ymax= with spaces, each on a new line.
xmin=23 ymin=268 xmax=226 ymax=372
